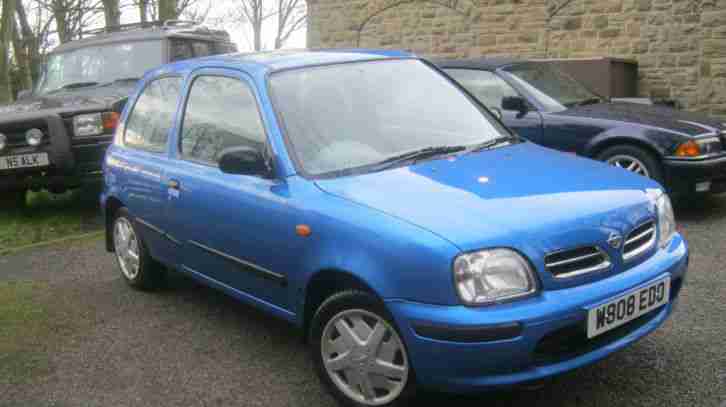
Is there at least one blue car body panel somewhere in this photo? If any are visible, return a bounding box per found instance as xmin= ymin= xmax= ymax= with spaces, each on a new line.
xmin=101 ymin=49 xmax=689 ymax=392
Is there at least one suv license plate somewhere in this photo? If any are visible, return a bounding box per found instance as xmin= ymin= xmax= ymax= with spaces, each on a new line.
xmin=0 ymin=153 xmax=50 ymax=170
xmin=587 ymin=276 xmax=670 ymax=338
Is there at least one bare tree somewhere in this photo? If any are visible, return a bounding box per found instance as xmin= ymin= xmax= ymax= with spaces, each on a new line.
xmin=101 ymin=0 xmax=121 ymax=27
xmin=233 ymin=0 xmax=306 ymax=51
xmin=0 ymin=0 xmax=18 ymax=103
xmin=273 ymin=0 xmax=305 ymax=49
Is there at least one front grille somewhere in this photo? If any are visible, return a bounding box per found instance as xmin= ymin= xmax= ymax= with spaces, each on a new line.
xmin=532 ymin=276 xmax=682 ymax=367
xmin=545 ymin=246 xmax=610 ymax=278
xmin=533 ymin=306 xmax=662 ymax=366
xmin=623 ymin=220 xmax=656 ymax=261
xmin=0 ymin=123 xmax=50 ymax=149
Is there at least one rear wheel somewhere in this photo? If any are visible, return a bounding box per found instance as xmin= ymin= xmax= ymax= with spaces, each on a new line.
xmin=112 ymin=207 xmax=164 ymax=290
xmin=597 ymin=145 xmax=664 ymax=183
xmin=309 ymin=291 xmax=415 ymax=407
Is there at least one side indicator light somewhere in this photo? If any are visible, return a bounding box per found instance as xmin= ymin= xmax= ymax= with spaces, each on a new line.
xmin=296 ymin=224 xmax=312 ymax=237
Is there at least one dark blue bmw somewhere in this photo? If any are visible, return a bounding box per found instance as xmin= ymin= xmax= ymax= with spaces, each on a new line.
xmin=102 ymin=50 xmax=688 ymax=406
xmin=436 ymin=57 xmax=726 ymax=198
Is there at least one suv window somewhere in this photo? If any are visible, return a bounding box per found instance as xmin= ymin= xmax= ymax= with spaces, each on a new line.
xmin=170 ymin=39 xmax=236 ymax=62
xmin=124 ymin=77 xmax=182 ymax=152
xmin=180 ymin=76 xmax=266 ymax=165
xmin=444 ymin=69 xmax=521 ymax=111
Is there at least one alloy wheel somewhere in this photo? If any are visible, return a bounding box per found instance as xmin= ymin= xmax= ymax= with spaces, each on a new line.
xmin=606 ymin=154 xmax=651 ymax=178
xmin=114 ymin=217 xmax=140 ymax=280
xmin=321 ymin=309 xmax=409 ymax=406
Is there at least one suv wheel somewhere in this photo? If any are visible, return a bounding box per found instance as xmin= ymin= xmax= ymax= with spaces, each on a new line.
xmin=309 ymin=291 xmax=415 ymax=407
xmin=597 ymin=145 xmax=663 ymax=183
xmin=112 ymin=208 xmax=164 ymax=290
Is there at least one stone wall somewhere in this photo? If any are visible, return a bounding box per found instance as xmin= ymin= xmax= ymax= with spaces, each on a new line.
xmin=307 ymin=0 xmax=726 ymax=118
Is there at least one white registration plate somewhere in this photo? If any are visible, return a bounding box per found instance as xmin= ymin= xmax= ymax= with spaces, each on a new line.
xmin=0 ymin=153 xmax=49 ymax=170
xmin=587 ymin=277 xmax=670 ymax=339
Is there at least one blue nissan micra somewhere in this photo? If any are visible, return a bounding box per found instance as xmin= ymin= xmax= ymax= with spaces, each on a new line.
xmin=101 ymin=50 xmax=688 ymax=406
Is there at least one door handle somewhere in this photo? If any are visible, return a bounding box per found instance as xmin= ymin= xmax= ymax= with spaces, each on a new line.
xmin=168 ymin=179 xmax=180 ymax=190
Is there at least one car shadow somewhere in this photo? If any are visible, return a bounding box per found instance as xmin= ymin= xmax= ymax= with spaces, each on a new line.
xmin=152 ymin=271 xmax=695 ymax=406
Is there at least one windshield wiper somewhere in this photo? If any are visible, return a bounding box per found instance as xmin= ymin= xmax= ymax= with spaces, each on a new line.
xmin=369 ymin=145 xmax=467 ymax=171
xmin=46 ymin=81 xmax=100 ymax=94
xmin=576 ymin=97 xmax=602 ymax=106
xmin=467 ymin=136 xmax=515 ymax=152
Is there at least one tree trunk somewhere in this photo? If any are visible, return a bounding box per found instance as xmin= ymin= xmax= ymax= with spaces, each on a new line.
xmin=53 ymin=1 xmax=71 ymax=43
xmin=15 ymin=2 xmax=40 ymax=85
xmin=253 ymin=20 xmax=262 ymax=50
xmin=158 ymin=0 xmax=178 ymax=21
xmin=102 ymin=0 xmax=121 ymax=27
xmin=0 ymin=0 xmax=17 ymax=104
xmin=12 ymin=18 xmax=32 ymax=92
xmin=139 ymin=0 xmax=149 ymax=23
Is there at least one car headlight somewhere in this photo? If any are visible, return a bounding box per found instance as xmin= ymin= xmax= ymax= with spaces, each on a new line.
xmin=647 ymin=189 xmax=676 ymax=248
xmin=674 ymin=137 xmax=722 ymax=157
xmin=25 ymin=128 xmax=43 ymax=146
xmin=0 ymin=133 xmax=5 ymax=151
xmin=73 ymin=112 xmax=119 ymax=137
xmin=453 ymin=248 xmax=538 ymax=305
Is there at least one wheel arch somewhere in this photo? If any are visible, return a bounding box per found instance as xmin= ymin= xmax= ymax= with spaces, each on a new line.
xmin=585 ymin=134 xmax=665 ymax=161
xmin=300 ymin=268 xmax=382 ymax=342
xmin=104 ymin=196 xmax=125 ymax=252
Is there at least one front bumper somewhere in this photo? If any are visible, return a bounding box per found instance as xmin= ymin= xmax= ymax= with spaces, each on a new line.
xmin=663 ymin=154 xmax=726 ymax=194
xmin=0 ymin=114 xmax=111 ymax=191
xmin=386 ymin=234 xmax=688 ymax=393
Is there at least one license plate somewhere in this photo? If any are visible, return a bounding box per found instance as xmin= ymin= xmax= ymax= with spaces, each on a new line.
xmin=587 ymin=276 xmax=670 ymax=338
xmin=0 ymin=153 xmax=49 ymax=170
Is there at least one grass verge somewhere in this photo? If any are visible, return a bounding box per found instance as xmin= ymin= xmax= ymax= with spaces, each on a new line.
xmin=0 ymin=187 xmax=103 ymax=254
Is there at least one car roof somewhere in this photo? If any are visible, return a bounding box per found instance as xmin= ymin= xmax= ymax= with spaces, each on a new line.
xmin=52 ymin=22 xmax=233 ymax=54
xmin=149 ymin=48 xmax=415 ymax=77
xmin=431 ymin=56 xmax=528 ymax=70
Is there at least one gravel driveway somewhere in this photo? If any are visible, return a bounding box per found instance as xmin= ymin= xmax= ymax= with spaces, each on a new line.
xmin=1 ymin=197 xmax=725 ymax=407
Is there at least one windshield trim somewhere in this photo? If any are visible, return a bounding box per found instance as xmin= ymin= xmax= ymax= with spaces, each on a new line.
xmin=267 ymin=58 xmax=518 ymax=180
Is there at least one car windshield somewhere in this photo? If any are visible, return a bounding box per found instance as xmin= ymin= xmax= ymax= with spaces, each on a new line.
xmin=503 ymin=63 xmax=602 ymax=111
xmin=36 ymin=40 xmax=164 ymax=95
xmin=269 ymin=59 xmax=513 ymax=176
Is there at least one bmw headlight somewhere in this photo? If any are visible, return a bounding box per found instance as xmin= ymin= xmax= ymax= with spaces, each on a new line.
xmin=647 ymin=189 xmax=676 ymax=248
xmin=453 ymin=249 xmax=538 ymax=305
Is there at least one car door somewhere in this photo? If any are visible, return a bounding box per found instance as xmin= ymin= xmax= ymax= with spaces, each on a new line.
xmin=113 ymin=76 xmax=183 ymax=265
xmin=444 ymin=68 xmax=544 ymax=142
xmin=162 ymin=69 xmax=295 ymax=310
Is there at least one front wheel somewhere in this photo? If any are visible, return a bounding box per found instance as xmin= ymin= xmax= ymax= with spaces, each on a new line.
xmin=309 ymin=291 xmax=415 ymax=407
xmin=112 ymin=208 xmax=164 ymax=290
xmin=596 ymin=145 xmax=664 ymax=184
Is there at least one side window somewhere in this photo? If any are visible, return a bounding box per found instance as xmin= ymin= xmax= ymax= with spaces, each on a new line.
xmin=170 ymin=39 xmax=193 ymax=61
xmin=445 ymin=69 xmax=521 ymax=111
xmin=191 ymin=41 xmax=212 ymax=57
xmin=180 ymin=75 xmax=266 ymax=165
xmin=124 ymin=77 xmax=182 ymax=153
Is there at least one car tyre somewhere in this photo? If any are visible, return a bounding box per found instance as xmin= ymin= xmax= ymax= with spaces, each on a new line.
xmin=309 ymin=290 xmax=416 ymax=407
xmin=597 ymin=145 xmax=664 ymax=184
xmin=112 ymin=207 xmax=164 ymax=290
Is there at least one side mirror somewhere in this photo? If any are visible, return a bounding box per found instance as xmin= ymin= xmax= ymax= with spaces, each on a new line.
xmin=489 ymin=107 xmax=503 ymax=120
xmin=502 ymin=96 xmax=528 ymax=115
xmin=219 ymin=146 xmax=271 ymax=177
xmin=17 ymin=90 xmax=31 ymax=100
